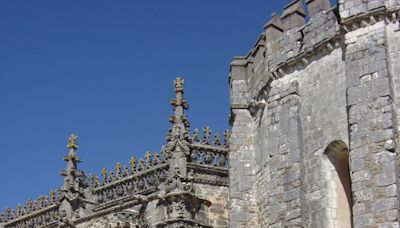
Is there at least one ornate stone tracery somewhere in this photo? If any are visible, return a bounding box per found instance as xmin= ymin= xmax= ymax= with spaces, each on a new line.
xmin=1 ymin=78 xmax=228 ymax=228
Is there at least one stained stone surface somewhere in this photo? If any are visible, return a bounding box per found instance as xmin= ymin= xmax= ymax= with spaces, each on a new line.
xmin=1 ymin=0 xmax=400 ymax=228
xmin=229 ymin=0 xmax=400 ymax=227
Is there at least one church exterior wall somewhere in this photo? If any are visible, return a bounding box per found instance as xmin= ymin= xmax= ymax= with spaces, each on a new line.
xmin=2 ymin=1 xmax=400 ymax=228
xmin=229 ymin=0 xmax=400 ymax=227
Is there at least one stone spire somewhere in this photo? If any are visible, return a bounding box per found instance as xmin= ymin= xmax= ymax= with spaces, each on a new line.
xmin=156 ymin=78 xmax=212 ymax=227
xmin=169 ymin=77 xmax=190 ymax=137
xmin=164 ymin=77 xmax=191 ymax=176
xmin=61 ymin=134 xmax=81 ymax=179
xmin=58 ymin=134 xmax=87 ymax=222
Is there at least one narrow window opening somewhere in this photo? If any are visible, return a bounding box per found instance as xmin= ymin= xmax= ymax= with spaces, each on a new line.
xmin=325 ymin=141 xmax=353 ymax=228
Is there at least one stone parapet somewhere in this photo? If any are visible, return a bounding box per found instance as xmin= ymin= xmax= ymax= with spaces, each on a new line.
xmin=1 ymin=79 xmax=230 ymax=228
xmin=230 ymin=1 xmax=340 ymax=104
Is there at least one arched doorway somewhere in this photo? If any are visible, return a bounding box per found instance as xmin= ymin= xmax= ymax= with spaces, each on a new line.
xmin=324 ymin=140 xmax=353 ymax=228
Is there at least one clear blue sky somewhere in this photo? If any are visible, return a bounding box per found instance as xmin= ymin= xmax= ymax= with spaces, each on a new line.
xmin=0 ymin=0 xmax=337 ymax=210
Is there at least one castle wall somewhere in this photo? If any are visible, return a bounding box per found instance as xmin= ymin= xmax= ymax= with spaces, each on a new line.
xmin=229 ymin=0 xmax=400 ymax=227
xmin=345 ymin=19 xmax=400 ymax=227
xmin=253 ymin=46 xmax=348 ymax=228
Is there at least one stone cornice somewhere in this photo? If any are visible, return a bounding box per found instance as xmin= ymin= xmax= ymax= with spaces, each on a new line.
xmin=342 ymin=7 xmax=399 ymax=33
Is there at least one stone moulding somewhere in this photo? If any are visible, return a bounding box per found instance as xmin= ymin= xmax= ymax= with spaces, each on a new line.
xmin=342 ymin=6 xmax=400 ymax=32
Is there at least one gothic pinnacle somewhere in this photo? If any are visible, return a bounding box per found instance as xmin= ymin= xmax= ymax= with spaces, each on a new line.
xmin=62 ymin=133 xmax=81 ymax=177
xmin=170 ymin=77 xmax=189 ymax=119
xmin=66 ymin=133 xmax=78 ymax=156
xmin=169 ymin=77 xmax=190 ymax=133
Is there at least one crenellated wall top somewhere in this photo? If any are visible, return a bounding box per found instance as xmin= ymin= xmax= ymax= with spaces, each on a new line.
xmin=230 ymin=0 xmax=400 ymax=108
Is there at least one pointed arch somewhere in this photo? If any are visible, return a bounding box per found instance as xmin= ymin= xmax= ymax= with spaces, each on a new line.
xmin=324 ymin=140 xmax=353 ymax=228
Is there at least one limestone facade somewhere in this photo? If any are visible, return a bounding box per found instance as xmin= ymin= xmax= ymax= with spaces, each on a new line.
xmin=1 ymin=0 xmax=400 ymax=227
xmin=229 ymin=0 xmax=400 ymax=227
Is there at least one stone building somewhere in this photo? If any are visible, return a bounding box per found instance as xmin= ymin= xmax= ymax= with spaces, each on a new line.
xmin=229 ymin=0 xmax=400 ymax=227
xmin=0 ymin=77 xmax=230 ymax=228
xmin=1 ymin=0 xmax=400 ymax=227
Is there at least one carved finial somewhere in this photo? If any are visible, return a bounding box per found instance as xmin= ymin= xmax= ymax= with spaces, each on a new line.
xmin=27 ymin=200 xmax=33 ymax=212
xmin=174 ymin=77 xmax=184 ymax=93
xmin=203 ymin=126 xmax=212 ymax=145
xmin=161 ymin=146 xmax=170 ymax=160
xmin=169 ymin=77 xmax=189 ymax=125
xmin=101 ymin=168 xmax=108 ymax=183
xmin=138 ymin=159 xmax=145 ymax=171
xmin=38 ymin=196 xmax=44 ymax=208
xmin=62 ymin=133 xmax=82 ymax=181
xmin=49 ymin=190 xmax=56 ymax=203
xmin=145 ymin=151 xmax=152 ymax=166
xmin=15 ymin=204 xmax=22 ymax=216
xmin=88 ymin=173 xmax=95 ymax=188
xmin=4 ymin=208 xmax=12 ymax=221
xmin=223 ymin=130 xmax=230 ymax=148
xmin=213 ymin=132 xmax=222 ymax=146
xmin=129 ymin=156 xmax=137 ymax=173
xmin=123 ymin=165 xmax=129 ymax=177
xmin=89 ymin=173 xmax=100 ymax=188
xmin=115 ymin=163 xmax=122 ymax=177
xmin=154 ymin=154 xmax=161 ymax=165
xmin=60 ymin=133 xmax=86 ymax=203
xmin=67 ymin=133 xmax=78 ymax=151
xmin=192 ymin=128 xmax=201 ymax=143
xmin=109 ymin=170 xmax=116 ymax=182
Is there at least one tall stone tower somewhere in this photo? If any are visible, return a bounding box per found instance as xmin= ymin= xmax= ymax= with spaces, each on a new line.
xmin=229 ymin=0 xmax=400 ymax=227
